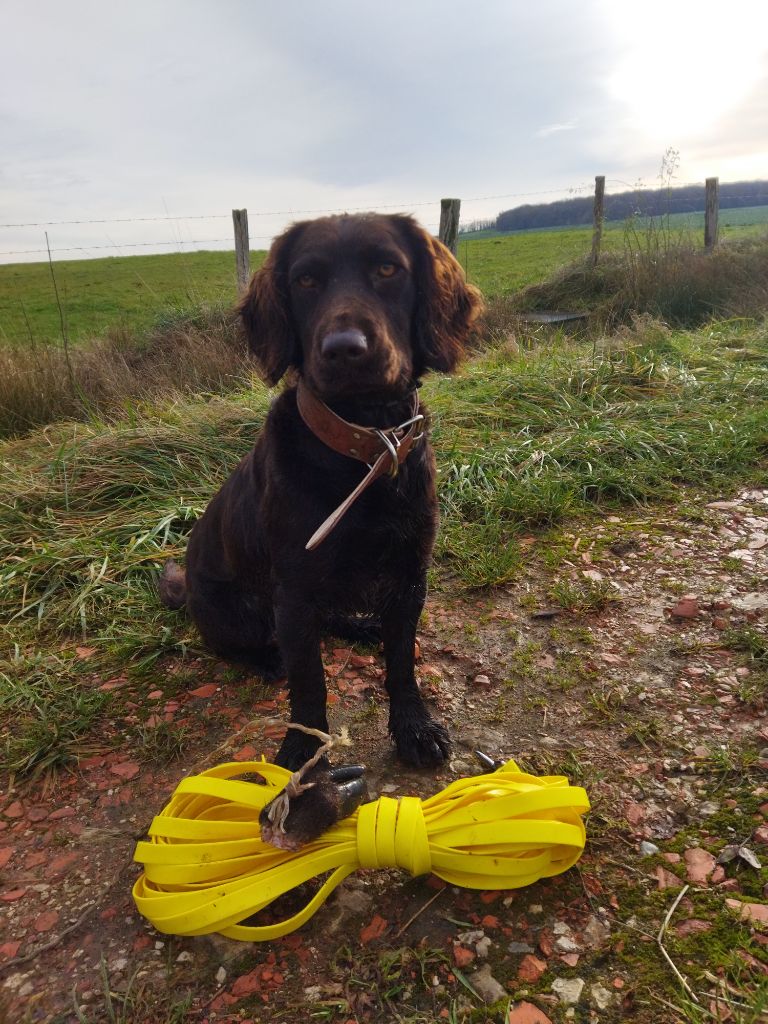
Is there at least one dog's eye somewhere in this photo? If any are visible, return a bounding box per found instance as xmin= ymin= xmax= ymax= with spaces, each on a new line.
xmin=377 ymin=263 xmax=397 ymax=278
xmin=297 ymin=273 xmax=317 ymax=288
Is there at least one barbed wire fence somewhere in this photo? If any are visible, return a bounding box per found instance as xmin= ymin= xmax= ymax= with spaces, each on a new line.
xmin=0 ymin=184 xmax=597 ymax=262
xmin=0 ymin=173 xmax=764 ymax=277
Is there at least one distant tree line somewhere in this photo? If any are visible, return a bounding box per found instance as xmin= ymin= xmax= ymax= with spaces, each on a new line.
xmin=459 ymin=218 xmax=497 ymax=233
xmin=485 ymin=180 xmax=768 ymax=233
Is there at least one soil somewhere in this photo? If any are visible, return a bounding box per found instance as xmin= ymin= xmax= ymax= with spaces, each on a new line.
xmin=2 ymin=487 xmax=767 ymax=1024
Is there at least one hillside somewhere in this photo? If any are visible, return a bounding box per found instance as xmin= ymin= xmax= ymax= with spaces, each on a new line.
xmin=493 ymin=179 xmax=768 ymax=232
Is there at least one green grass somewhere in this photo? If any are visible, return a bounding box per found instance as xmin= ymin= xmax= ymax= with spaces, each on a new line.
xmin=460 ymin=204 xmax=768 ymax=241
xmin=430 ymin=317 xmax=768 ymax=583
xmin=457 ymin=211 xmax=766 ymax=298
xmin=3 ymin=209 xmax=766 ymax=347
xmin=0 ymin=248 xmax=267 ymax=347
xmin=2 ymin=315 xmax=767 ymax=770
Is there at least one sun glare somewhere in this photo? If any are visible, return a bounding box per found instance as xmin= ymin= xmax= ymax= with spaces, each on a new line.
xmin=602 ymin=0 xmax=768 ymax=143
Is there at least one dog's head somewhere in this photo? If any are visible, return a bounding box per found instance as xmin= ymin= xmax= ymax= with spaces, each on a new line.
xmin=238 ymin=213 xmax=482 ymax=400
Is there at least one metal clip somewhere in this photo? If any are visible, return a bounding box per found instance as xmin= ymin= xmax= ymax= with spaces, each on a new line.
xmin=375 ymin=429 xmax=400 ymax=477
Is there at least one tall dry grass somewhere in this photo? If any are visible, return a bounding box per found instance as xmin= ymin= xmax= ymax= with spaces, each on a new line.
xmin=0 ymin=305 xmax=254 ymax=438
xmin=505 ymin=233 xmax=768 ymax=330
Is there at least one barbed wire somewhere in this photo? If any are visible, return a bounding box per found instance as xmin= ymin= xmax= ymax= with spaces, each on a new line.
xmin=0 ymin=186 xmax=593 ymax=231
xmin=0 ymin=180 xmax=764 ymax=260
xmin=0 ymin=237 xmax=267 ymax=257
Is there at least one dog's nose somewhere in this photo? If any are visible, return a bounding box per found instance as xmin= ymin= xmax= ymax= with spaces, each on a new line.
xmin=320 ymin=329 xmax=368 ymax=360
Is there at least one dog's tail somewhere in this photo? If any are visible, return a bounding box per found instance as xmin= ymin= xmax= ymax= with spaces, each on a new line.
xmin=158 ymin=559 xmax=187 ymax=610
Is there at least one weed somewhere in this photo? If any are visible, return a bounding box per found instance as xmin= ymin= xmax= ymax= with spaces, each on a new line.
xmin=72 ymin=956 xmax=193 ymax=1024
xmin=586 ymin=684 xmax=625 ymax=721
xmin=722 ymin=626 xmax=768 ymax=667
xmin=134 ymin=720 xmax=191 ymax=764
xmin=548 ymin=576 xmax=619 ymax=614
xmin=623 ymin=715 xmax=663 ymax=749
xmin=703 ymin=743 xmax=761 ymax=779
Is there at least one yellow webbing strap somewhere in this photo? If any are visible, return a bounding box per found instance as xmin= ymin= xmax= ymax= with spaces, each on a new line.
xmin=133 ymin=759 xmax=589 ymax=941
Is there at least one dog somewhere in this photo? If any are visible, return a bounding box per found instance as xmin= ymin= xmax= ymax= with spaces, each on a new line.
xmin=160 ymin=213 xmax=482 ymax=772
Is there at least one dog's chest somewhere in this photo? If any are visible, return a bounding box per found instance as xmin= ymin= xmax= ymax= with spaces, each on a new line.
xmin=306 ymin=479 xmax=432 ymax=611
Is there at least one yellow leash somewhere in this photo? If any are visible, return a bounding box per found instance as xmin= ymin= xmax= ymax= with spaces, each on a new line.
xmin=133 ymin=759 xmax=590 ymax=941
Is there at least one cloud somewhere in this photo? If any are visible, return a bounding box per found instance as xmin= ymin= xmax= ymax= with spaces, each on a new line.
xmin=0 ymin=0 xmax=766 ymax=263
xmin=536 ymin=122 xmax=577 ymax=138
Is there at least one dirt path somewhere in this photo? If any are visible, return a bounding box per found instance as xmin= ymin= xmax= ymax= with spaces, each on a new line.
xmin=2 ymin=488 xmax=767 ymax=1023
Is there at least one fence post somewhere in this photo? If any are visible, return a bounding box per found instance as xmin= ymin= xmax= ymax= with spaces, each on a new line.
xmin=589 ymin=175 xmax=605 ymax=268
xmin=704 ymin=177 xmax=719 ymax=250
xmin=439 ymin=198 xmax=461 ymax=254
xmin=232 ymin=209 xmax=250 ymax=291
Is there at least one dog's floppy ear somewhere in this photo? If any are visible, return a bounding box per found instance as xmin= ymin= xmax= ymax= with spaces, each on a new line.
xmin=401 ymin=219 xmax=483 ymax=374
xmin=237 ymin=224 xmax=304 ymax=385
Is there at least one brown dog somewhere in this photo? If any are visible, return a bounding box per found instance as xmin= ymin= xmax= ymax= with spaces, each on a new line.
xmin=160 ymin=214 xmax=481 ymax=771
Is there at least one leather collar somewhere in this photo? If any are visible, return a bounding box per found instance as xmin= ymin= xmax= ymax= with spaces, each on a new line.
xmin=295 ymin=379 xmax=425 ymax=550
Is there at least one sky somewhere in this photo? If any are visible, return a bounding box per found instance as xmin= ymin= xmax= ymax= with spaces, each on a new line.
xmin=1 ymin=0 xmax=767 ymax=264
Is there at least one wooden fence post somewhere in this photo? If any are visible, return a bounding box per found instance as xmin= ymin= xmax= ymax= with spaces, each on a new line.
xmin=589 ymin=175 xmax=605 ymax=268
xmin=704 ymin=178 xmax=719 ymax=250
xmin=232 ymin=209 xmax=250 ymax=291
xmin=439 ymin=198 xmax=461 ymax=254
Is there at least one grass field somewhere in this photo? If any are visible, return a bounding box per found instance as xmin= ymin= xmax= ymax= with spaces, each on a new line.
xmin=2 ymin=316 xmax=767 ymax=768
xmin=2 ymin=207 xmax=766 ymax=347
xmin=0 ymin=249 xmax=266 ymax=347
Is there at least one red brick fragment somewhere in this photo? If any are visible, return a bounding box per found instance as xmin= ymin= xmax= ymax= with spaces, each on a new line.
xmin=684 ymin=848 xmax=716 ymax=885
xmin=517 ymin=954 xmax=547 ymax=982
xmin=233 ymin=744 xmax=259 ymax=762
xmin=452 ymin=944 xmax=475 ymax=968
xmin=507 ymin=1002 xmax=553 ymax=1024
xmin=360 ymin=914 xmax=388 ymax=944
xmin=3 ymin=801 xmax=24 ymax=819
xmin=110 ymin=761 xmax=140 ymax=780
xmin=48 ymin=806 xmax=76 ymax=820
xmin=48 ymin=852 xmax=78 ymax=877
xmin=189 ymin=683 xmax=218 ymax=699
xmin=1 ymin=888 xmax=27 ymax=902
xmin=231 ymin=968 xmax=263 ymax=996
xmin=674 ymin=919 xmax=712 ymax=938
xmin=667 ymin=597 xmax=699 ymax=619
xmin=0 ymin=848 xmax=13 ymax=869
xmin=34 ymin=910 xmax=60 ymax=933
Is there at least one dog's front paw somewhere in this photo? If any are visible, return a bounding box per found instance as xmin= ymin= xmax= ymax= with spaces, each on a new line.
xmin=389 ymin=712 xmax=451 ymax=768
xmin=274 ymin=728 xmax=327 ymax=773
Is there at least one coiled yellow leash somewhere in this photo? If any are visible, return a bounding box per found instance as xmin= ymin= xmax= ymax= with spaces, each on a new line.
xmin=132 ymin=759 xmax=590 ymax=941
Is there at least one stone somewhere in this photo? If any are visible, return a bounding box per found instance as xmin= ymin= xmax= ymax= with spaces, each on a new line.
xmin=731 ymin=593 xmax=768 ymax=612
xmin=554 ymin=936 xmax=581 ymax=954
xmin=467 ymin=964 xmax=506 ymax=1003
xmin=639 ymin=841 xmax=660 ymax=856
xmin=508 ymin=941 xmax=535 ymax=954
xmin=582 ymin=916 xmax=611 ymax=949
xmin=590 ymin=983 xmax=616 ymax=1010
xmin=551 ymin=977 xmax=585 ymax=1004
